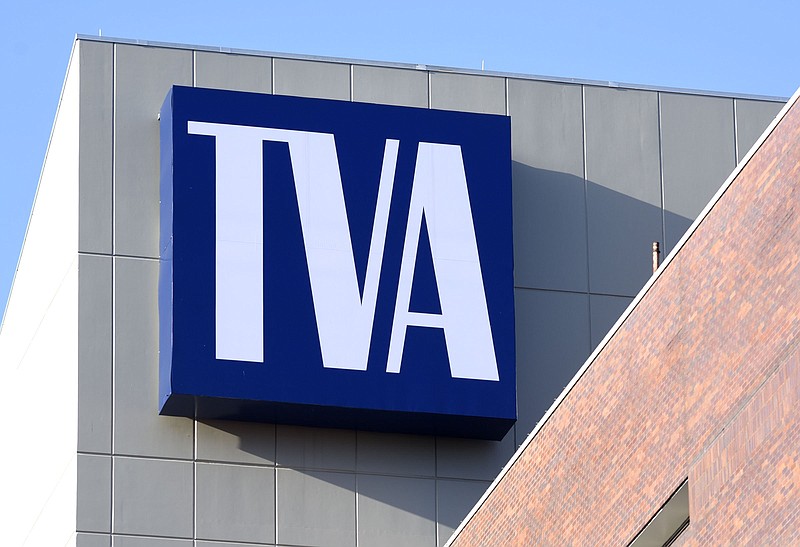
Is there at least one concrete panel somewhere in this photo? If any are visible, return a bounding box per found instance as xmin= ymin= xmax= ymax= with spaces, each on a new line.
xmin=512 ymin=164 xmax=588 ymax=292
xmin=77 ymin=533 xmax=111 ymax=547
xmin=357 ymin=431 xmax=435 ymax=477
xmin=276 ymin=425 xmax=356 ymax=471
xmin=196 ymin=463 xmax=275 ymax=543
xmin=590 ymin=293 xmax=633 ymax=349
xmin=276 ymin=469 xmax=355 ymax=547
xmin=352 ymin=65 xmax=428 ymax=107
xmin=508 ymin=79 xmax=587 ymax=292
xmin=77 ymin=454 xmax=111 ymax=533
xmin=661 ymin=93 xmax=735 ymax=249
xmin=735 ymin=99 xmax=783 ymax=162
xmin=437 ymin=479 xmax=491 ymax=546
xmin=586 ymin=179 xmax=663 ymax=297
xmin=584 ymin=87 xmax=662 ymax=296
xmin=79 ymin=40 xmax=113 ymax=254
xmin=273 ymin=58 xmax=350 ymax=100
xmin=584 ymin=87 xmax=662 ymax=205
xmin=507 ymin=79 xmax=583 ymax=176
xmin=114 ymin=257 xmax=192 ymax=459
xmin=515 ymin=288 xmax=591 ymax=439
xmin=436 ymin=428 xmax=514 ymax=480
xmin=195 ymin=51 xmax=272 ymax=93
xmin=114 ymin=44 xmax=192 ymax=257
xmin=114 ymin=537 xmax=192 ymax=547
xmin=358 ymin=474 xmax=436 ymax=547
xmin=430 ymin=72 xmax=505 ymax=114
xmin=197 ymin=420 xmax=275 ymax=465
xmin=113 ymin=457 xmax=193 ymax=538
xmin=78 ymin=254 xmax=112 ymax=453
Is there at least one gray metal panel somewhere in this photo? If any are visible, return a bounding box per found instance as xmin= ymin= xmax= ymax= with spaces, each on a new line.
xmin=76 ymin=534 xmax=111 ymax=547
xmin=436 ymin=429 xmax=514 ymax=480
xmin=735 ymin=98 xmax=783 ymax=162
xmin=113 ymin=537 xmax=192 ymax=547
xmin=661 ymin=93 xmax=736 ymax=249
xmin=112 ymin=456 xmax=193 ymax=538
xmin=276 ymin=425 xmax=356 ymax=471
xmin=512 ymin=163 xmax=588 ymax=292
xmin=357 ymin=431 xmax=435 ymax=477
xmin=352 ymin=65 xmax=428 ymax=107
xmin=194 ymin=51 xmax=272 ymax=93
xmin=196 ymin=463 xmax=275 ymax=544
xmin=273 ymin=58 xmax=350 ymax=100
xmin=276 ymin=469 xmax=356 ymax=547
xmin=357 ymin=475 xmax=437 ymax=547
xmin=584 ymin=87 xmax=662 ymax=206
xmin=79 ymin=40 xmax=113 ymax=254
xmin=77 ymin=454 xmax=111 ymax=533
xmin=78 ymin=254 xmax=112 ymax=453
xmin=507 ymin=79 xmax=583 ymax=176
xmin=584 ymin=87 xmax=663 ymax=296
xmin=508 ymin=79 xmax=588 ymax=292
xmin=515 ymin=288 xmax=591 ymax=439
xmin=429 ymin=72 xmax=505 ymax=114
xmin=196 ymin=420 xmax=275 ymax=465
xmin=114 ymin=44 xmax=192 ymax=257
xmin=585 ymin=179 xmax=662 ymax=297
xmin=436 ymin=479 xmax=491 ymax=546
xmin=590 ymin=294 xmax=633 ymax=349
xmin=114 ymin=257 xmax=193 ymax=458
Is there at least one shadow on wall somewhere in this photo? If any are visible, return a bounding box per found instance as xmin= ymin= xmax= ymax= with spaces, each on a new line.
xmin=512 ymin=161 xmax=694 ymax=296
xmin=512 ymin=162 xmax=694 ymax=439
xmin=191 ymin=163 xmax=701 ymax=537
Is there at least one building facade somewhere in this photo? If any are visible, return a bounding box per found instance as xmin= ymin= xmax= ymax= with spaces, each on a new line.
xmin=0 ymin=36 xmax=786 ymax=546
xmin=448 ymin=85 xmax=800 ymax=547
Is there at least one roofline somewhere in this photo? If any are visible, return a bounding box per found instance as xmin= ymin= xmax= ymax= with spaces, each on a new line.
xmin=444 ymin=83 xmax=800 ymax=547
xmin=75 ymin=34 xmax=788 ymax=103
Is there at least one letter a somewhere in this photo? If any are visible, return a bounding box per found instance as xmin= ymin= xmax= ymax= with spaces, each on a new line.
xmin=387 ymin=143 xmax=499 ymax=381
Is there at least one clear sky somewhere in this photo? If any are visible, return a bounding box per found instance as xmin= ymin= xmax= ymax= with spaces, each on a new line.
xmin=1 ymin=0 xmax=798 ymax=315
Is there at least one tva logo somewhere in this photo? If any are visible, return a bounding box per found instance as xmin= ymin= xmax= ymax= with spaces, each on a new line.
xmin=159 ymin=86 xmax=516 ymax=439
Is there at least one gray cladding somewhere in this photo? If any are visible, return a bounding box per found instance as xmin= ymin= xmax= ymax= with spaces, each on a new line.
xmin=113 ymin=44 xmax=192 ymax=258
xmin=78 ymin=254 xmax=112 ymax=453
xmin=78 ymin=40 xmax=113 ymax=254
xmin=735 ymin=98 xmax=783 ymax=162
xmin=73 ymin=37 xmax=783 ymax=546
xmin=661 ymin=93 xmax=736 ymax=249
xmin=352 ymin=65 xmax=428 ymax=107
xmin=194 ymin=51 xmax=272 ymax=93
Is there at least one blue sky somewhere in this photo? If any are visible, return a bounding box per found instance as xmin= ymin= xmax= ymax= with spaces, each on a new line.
xmin=1 ymin=0 xmax=798 ymax=314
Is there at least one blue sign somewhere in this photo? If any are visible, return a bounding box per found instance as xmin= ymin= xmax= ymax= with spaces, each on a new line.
xmin=159 ymin=86 xmax=515 ymax=439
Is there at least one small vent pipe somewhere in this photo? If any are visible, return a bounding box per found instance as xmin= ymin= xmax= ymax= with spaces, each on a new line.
xmin=652 ymin=242 xmax=661 ymax=273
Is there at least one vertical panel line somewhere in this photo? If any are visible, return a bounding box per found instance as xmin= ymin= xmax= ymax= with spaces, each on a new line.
xmin=271 ymin=57 xmax=275 ymax=95
xmin=733 ymin=99 xmax=740 ymax=164
xmin=110 ymin=41 xmax=117 ymax=540
xmin=355 ymin=432 xmax=360 ymax=547
xmin=427 ymin=72 xmax=432 ymax=109
xmin=657 ymin=93 xmax=667 ymax=254
xmin=581 ymin=85 xmax=593 ymax=344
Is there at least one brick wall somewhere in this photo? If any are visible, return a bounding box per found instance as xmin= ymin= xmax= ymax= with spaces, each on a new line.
xmin=449 ymin=94 xmax=800 ymax=546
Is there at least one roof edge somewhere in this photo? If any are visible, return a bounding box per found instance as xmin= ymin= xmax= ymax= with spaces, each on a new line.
xmin=75 ymin=34 xmax=787 ymax=102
